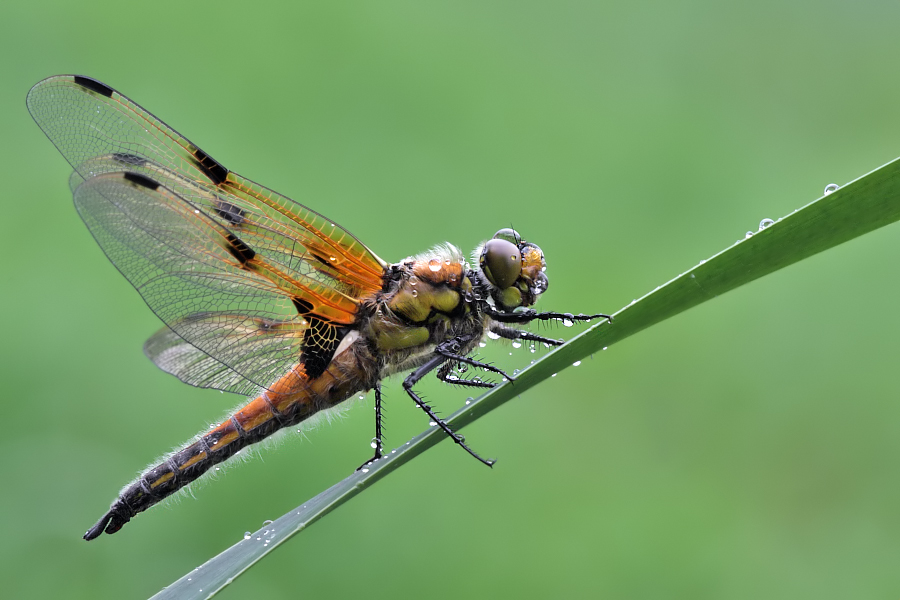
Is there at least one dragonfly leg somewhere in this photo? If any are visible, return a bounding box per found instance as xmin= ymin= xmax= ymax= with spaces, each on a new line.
xmin=485 ymin=307 xmax=613 ymax=325
xmin=356 ymin=382 xmax=385 ymax=471
xmin=489 ymin=324 xmax=564 ymax=347
xmin=435 ymin=339 xmax=516 ymax=383
xmin=403 ymin=352 xmax=495 ymax=467
xmin=436 ymin=364 xmax=496 ymax=389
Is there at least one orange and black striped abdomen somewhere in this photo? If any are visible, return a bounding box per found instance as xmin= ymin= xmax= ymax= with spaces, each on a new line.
xmin=84 ymin=346 xmax=372 ymax=540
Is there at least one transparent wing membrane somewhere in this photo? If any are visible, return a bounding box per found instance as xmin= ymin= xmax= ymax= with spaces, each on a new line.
xmin=28 ymin=75 xmax=387 ymax=393
xmin=143 ymin=316 xmax=308 ymax=396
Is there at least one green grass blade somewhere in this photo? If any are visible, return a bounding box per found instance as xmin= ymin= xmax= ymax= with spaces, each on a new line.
xmin=150 ymin=155 xmax=900 ymax=600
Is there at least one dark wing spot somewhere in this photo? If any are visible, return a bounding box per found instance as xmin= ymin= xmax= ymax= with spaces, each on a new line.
xmin=300 ymin=319 xmax=345 ymax=379
xmin=123 ymin=171 xmax=160 ymax=190
xmin=214 ymin=200 xmax=245 ymax=225
xmin=292 ymin=297 xmax=314 ymax=315
xmin=192 ymin=149 xmax=229 ymax=185
xmin=112 ymin=153 xmax=147 ymax=166
xmin=74 ymin=76 xmax=113 ymax=98
xmin=310 ymin=253 xmax=332 ymax=267
xmin=224 ymin=233 xmax=256 ymax=264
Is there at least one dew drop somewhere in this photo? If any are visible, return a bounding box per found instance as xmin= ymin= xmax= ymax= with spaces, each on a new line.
xmin=562 ymin=319 xmax=574 ymax=327
xmin=262 ymin=520 xmax=273 ymax=526
xmin=487 ymin=331 xmax=500 ymax=340
xmin=573 ymin=361 xmax=582 ymax=366
xmin=429 ymin=421 xmax=437 ymax=427
xmin=243 ymin=532 xmax=252 ymax=539
xmin=465 ymin=397 xmax=473 ymax=405
xmin=603 ymin=346 xmax=608 ymax=350
xmin=428 ymin=258 xmax=442 ymax=272
xmin=411 ymin=289 xmax=418 ymax=297
xmin=759 ymin=218 xmax=775 ymax=230
xmin=745 ymin=231 xmax=754 ymax=238
xmin=479 ymin=342 xmax=487 ymax=348
xmin=329 ymin=256 xmax=336 ymax=262
xmin=370 ymin=438 xmax=379 ymax=449
xmin=551 ymin=373 xmax=558 ymax=377
xmin=529 ymin=344 xmax=536 ymax=353
xmin=409 ymin=276 xmax=418 ymax=285
xmin=358 ymin=394 xmax=365 ymax=400
xmin=361 ymin=468 xmax=369 ymax=473
xmin=824 ymin=183 xmax=839 ymax=195
xmin=512 ymin=341 xmax=522 ymax=348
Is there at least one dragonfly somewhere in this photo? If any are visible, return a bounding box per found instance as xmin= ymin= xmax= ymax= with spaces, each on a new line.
xmin=27 ymin=75 xmax=611 ymax=541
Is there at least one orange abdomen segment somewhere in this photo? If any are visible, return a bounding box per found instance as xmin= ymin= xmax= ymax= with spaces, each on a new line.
xmin=84 ymin=350 xmax=370 ymax=540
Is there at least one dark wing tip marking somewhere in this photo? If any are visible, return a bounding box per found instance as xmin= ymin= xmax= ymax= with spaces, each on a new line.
xmin=73 ymin=76 xmax=114 ymax=98
xmin=123 ymin=171 xmax=160 ymax=190
xmin=192 ymin=149 xmax=229 ymax=185
xmin=224 ymin=233 xmax=256 ymax=264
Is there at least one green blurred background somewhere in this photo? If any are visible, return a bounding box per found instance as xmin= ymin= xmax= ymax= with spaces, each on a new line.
xmin=3 ymin=1 xmax=900 ymax=598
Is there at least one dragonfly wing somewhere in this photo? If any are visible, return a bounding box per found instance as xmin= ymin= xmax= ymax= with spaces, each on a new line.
xmin=73 ymin=170 xmax=342 ymax=393
xmin=143 ymin=314 xmax=309 ymax=396
xmin=28 ymin=75 xmax=386 ymax=294
xmin=28 ymin=75 xmax=389 ymax=391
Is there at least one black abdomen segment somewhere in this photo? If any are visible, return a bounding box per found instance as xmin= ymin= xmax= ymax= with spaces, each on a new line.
xmin=83 ymin=394 xmax=316 ymax=540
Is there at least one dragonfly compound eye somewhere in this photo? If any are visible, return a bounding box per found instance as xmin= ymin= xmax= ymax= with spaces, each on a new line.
xmin=480 ymin=238 xmax=521 ymax=289
xmin=492 ymin=228 xmax=522 ymax=245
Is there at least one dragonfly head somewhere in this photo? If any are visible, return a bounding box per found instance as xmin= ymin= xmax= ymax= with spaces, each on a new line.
xmin=477 ymin=228 xmax=548 ymax=311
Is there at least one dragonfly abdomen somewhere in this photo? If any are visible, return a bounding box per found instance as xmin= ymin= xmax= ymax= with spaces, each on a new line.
xmin=84 ymin=344 xmax=375 ymax=540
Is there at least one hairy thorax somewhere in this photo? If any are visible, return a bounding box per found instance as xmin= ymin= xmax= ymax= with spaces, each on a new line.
xmin=355 ymin=244 xmax=489 ymax=379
